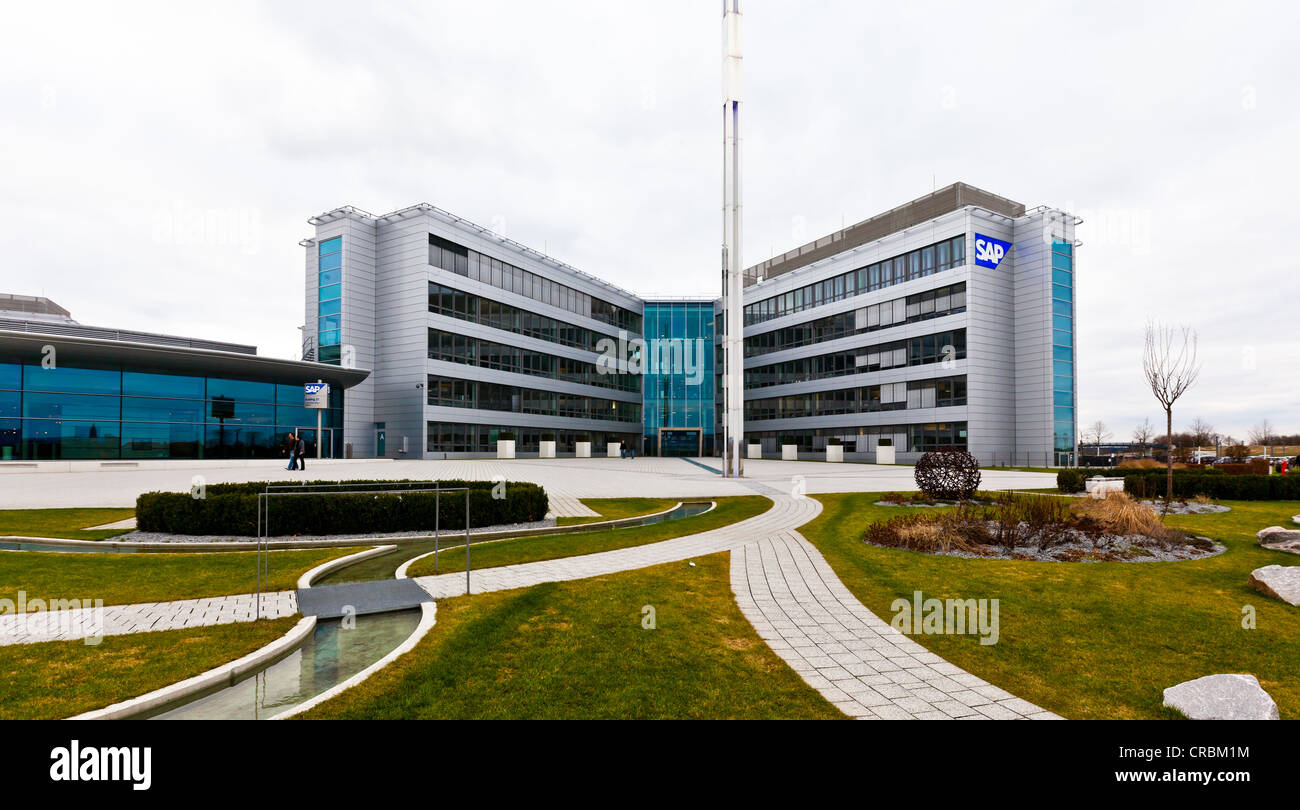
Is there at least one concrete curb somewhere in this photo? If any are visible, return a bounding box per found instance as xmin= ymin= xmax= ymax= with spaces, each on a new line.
xmin=67 ymin=615 xmax=317 ymax=720
xmin=271 ymin=601 xmax=437 ymax=720
xmin=297 ymin=546 xmax=397 ymax=589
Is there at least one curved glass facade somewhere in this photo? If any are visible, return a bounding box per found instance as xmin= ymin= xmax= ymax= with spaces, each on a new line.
xmin=0 ymin=362 xmax=344 ymax=460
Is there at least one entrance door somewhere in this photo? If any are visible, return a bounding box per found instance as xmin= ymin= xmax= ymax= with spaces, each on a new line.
xmin=376 ymin=428 xmax=386 ymax=457
xmin=659 ymin=428 xmax=703 ymax=457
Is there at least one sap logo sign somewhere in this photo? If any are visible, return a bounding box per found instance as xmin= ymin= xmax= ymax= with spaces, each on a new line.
xmin=974 ymin=234 xmax=1012 ymax=269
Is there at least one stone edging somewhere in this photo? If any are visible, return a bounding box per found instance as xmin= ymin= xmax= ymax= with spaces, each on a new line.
xmin=66 ymin=615 xmax=317 ymax=720
xmin=271 ymin=601 xmax=438 ymax=720
xmin=297 ymin=546 xmax=397 ymax=588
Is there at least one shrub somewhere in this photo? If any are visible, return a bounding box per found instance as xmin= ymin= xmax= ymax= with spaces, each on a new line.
xmin=137 ymin=479 xmax=549 ymax=537
xmin=1123 ymin=472 xmax=1299 ymax=501
xmin=1057 ymin=468 xmax=1086 ymax=493
xmin=914 ymin=448 xmax=982 ymax=500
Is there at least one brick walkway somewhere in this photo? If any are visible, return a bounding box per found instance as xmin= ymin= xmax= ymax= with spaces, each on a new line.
xmin=0 ymin=592 xmax=297 ymax=645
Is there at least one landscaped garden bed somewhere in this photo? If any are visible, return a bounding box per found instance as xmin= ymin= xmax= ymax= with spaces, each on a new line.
xmin=863 ymin=492 xmax=1221 ymax=562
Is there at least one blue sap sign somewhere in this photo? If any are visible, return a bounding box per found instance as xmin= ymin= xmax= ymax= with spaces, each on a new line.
xmin=973 ymin=234 xmax=1012 ymax=269
xmin=304 ymin=382 xmax=330 ymax=409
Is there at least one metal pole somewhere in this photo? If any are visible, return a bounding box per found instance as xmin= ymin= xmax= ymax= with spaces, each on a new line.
xmin=465 ymin=488 xmax=471 ymax=595
xmin=434 ymin=486 xmax=440 ymax=574
xmin=316 ymin=379 xmax=324 ymax=459
xmin=721 ymin=0 xmax=745 ymax=478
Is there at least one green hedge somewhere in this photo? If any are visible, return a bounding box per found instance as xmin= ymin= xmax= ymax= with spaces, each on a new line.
xmin=137 ymin=479 xmax=549 ymax=536
xmin=1123 ymin=473 xmax=1300 ymax=501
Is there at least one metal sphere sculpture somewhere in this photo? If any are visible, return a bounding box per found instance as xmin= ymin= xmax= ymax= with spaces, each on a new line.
xmin=913 ymin=448 xmax=982 ymax=500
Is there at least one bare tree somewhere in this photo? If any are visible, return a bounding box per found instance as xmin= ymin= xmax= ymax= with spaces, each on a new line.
xmin=1084 ymin=420 xmax=1112 ymax=454
xmin=1188 ymin=417 xmax=1215 ymax=451
xmin=1132 ymin=418 xmax=1155 ymax=457
xmin=1248 ymin=419 xmax=1275 ymax=456
xmin=1143 ymin=322 xmax=1202 ymax=503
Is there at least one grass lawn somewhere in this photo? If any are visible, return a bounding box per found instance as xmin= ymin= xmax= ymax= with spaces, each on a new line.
xmin=0 ymin=617 xmax=296 ymax=720
xmin=0 ymin=546 xmax=364 ymax=610
xmin=802 ymin=494 xmax=1300 ymax=720
xmin=556 ymin=497 xmax=680 ymax=526
xmin=404 ymin=495 xmax=769 ymax=578
xmin=0 ymin=508 xmax=136 ymax=541
xmin=300 ymin=552 xmax=842 ymax=719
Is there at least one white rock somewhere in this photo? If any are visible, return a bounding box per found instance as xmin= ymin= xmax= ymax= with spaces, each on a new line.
xmin=1259 ymin=526 xmax=1300 ymax=555
xmin=1249 ymin=565 xmax=1300 ymax=606
xmin=1162 ymin=674 xmax=1279 ymax=720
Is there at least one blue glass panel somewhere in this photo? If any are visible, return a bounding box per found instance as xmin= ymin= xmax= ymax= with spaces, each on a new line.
xmin=318 ymin=268 xmax=341 ymax=287
xmin=318 ymin=299 xmax=341 ymax=317
xmin=318 ymin=252 xmax=342 ymax=272
xmin=319 ymin=236 xmax=342 ymax=256
xmin=1054 ymin=391 xmax=1073 ymax=407
xmin=318 ymin=314 xmax=341 ymax=333
xmin=0 ymin=389 xmax=17 ymax=419
xmin=318 ymin=345 xmax=341 ymax=364
xmin=276 ymin=405 xmax=320 ymax=426
xmin=1053 ymin=329 xmax=1073 ymax=348
xmin=1052 ymin=252 xmax=1072 ymax=271
xmin=1053 ymin=314 xmax=1073 ymax=332
xmin=121 ymin=422 xmax=202 ymax=459
xmin=1052 ymin=268 xmax=1072 ymax=286
xmin=122 ymin=372 xmax=205 ymax=399
xmin=1052 ymin=283 xmax=1072 ymax=302
xmin=1054 ymin=375 xmax=1074 ymax=393
xmin=206 ymin=401 xmax=275 ymax=425
xmin=1054 ymin=359 xmax=1073 ymax=378
xmin=318 ymin=330 xmax=341 ymax=347
xmin=1052 ymin=239 xmax=1072 ymax=256
xmin=206 ymin=378 xmax=275 ymax=404
xmin=0 ymin=418 xmax=17 ymax=460
xmin=0 ymin=363 xmax=19 ymax=389
xmin=22 ymin=366 xmax=120 ymax=395
xmin=319 ymin=283 xmax=342 ymax=302
xmin=205 ymin=424 xmax=278 ymax=459
xmin=121 ymin=397 xmax=206 ymax=423
xmin=22 ymin=419 xmax=121 ymax=460
xmin=22 ymin=392 xmax=119 ymax=421
xmin=1054 ymin=405 xmax=1074 ymax=421
xmin=1053 ymin=346 xmax=1072 ymax=362
xmin=1052 ymin=299 xmax=1072 ymax=317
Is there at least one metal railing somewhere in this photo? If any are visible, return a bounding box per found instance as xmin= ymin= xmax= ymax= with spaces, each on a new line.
xmin=254 ymin=481 xmax=476 ymax=617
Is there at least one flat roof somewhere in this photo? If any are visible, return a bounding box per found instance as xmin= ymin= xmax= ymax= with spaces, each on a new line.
xmin=0 ymin=330 xmax=370 ymax=389
xmin=744 ymin=182 xmax=1026 ymax=286
xmin=0 ymin=294 xmax=71 ymax=319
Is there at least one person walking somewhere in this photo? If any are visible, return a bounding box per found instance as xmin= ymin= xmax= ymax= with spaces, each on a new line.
xmin=284 ymin=432 xmax=298 ymax=470
xmin=295 ymin=432 xmax=307 ymax=472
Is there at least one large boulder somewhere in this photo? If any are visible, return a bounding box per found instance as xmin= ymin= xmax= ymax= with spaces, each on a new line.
xmin=1258 ymin=527 xmax=1300 ymax=555
xmin=1162 ymin=674 xmax=1279 ymax=720
xmin=1249 ymin=565 xmax=1300 ymax=606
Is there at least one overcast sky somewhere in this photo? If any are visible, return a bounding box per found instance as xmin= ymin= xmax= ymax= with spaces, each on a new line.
xmin=2 ymin=1 xmax=1297 ymax=441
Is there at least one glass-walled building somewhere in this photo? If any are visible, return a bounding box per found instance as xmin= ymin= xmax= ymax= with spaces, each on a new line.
xmin=0 ymin=315 xmax=368 ymax=461
xmin=641 ymin=300 xmax=715 ymax=456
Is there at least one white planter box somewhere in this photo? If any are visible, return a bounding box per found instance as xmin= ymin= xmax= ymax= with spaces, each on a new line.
xmin=1085 ymin=476 xmax=1125 ymax=499
xmin=826 ymin=445 xmax=843 ymax=463
xmin=747 ymin=443 xmax=763 ymax=460
xmin=876 ymin=445 xmax=895 ymax=465
xmin=496 ymin=440 xmax=515 ymax=459
xmin=575 ymin=441 xmax=591 ymax=458
xmin=782 ymin=444 xmax=798 ymax=461
xmin=538 ymin=440 xmax=556 ymax=459
xmin=607 ymin=441 xmax=622 ymax=458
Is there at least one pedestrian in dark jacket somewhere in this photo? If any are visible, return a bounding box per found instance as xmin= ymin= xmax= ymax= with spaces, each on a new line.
xmin=295 ymin=434 xmax=307 ymax=471
xmin=284 ymin=432 xmax=298 ymax=470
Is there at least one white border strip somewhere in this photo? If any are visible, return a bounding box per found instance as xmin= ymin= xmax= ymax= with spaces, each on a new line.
xmin=271 ymin=601 xmax=437 ymax=719
xmin=68 ymin=615 xmax=317 ymax=720
xmin=297 ymin=545 xmax=396 ymax=588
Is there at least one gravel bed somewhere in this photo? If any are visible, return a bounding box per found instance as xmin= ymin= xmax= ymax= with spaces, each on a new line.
xmin=1137 ymin=501 xmax=1231 ymax=515
xmin=116 ymin=517 xmax=557 ymax=545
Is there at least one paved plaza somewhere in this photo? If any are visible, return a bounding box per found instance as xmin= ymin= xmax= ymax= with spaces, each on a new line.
xmin=0 ymin=456 xmax=1055 ymax=509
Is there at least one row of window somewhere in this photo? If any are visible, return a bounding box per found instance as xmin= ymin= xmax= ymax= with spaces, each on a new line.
xmin=2 ymin=390 xmax=340 ymax=429
xmin=0 ymin=419 xmax=341 ymax=461
xmin=746 ymin=422 xmax=968 ymax=453
xmin=1052 ymin=239 xmax=1076 ymax=455
xmin=318 ymin=235 xmax=342 ymax=362
xmin=430 ymin=234 xmax=641 ymax=332
xmin=744 ymin=329 xmax=966 ymax=389
xmin=428 ymin=282 xmax=623 ymax=353
xmin=744 ymin=283 xmax=968 ymax=358
xmin=427 ymin=329 xmax=641 ymax=393
xmin=745 ymin=376 xmax=967 ymax=421
xmin=426 ymin=376 xmax=641 ymax=424
xmin=744 ymin=234 xmax=967 ymax=325
xmin=0 ymin=364 xmax=342 ymax=406
xmin=426 ymin=422 xmax=638 ymax=454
